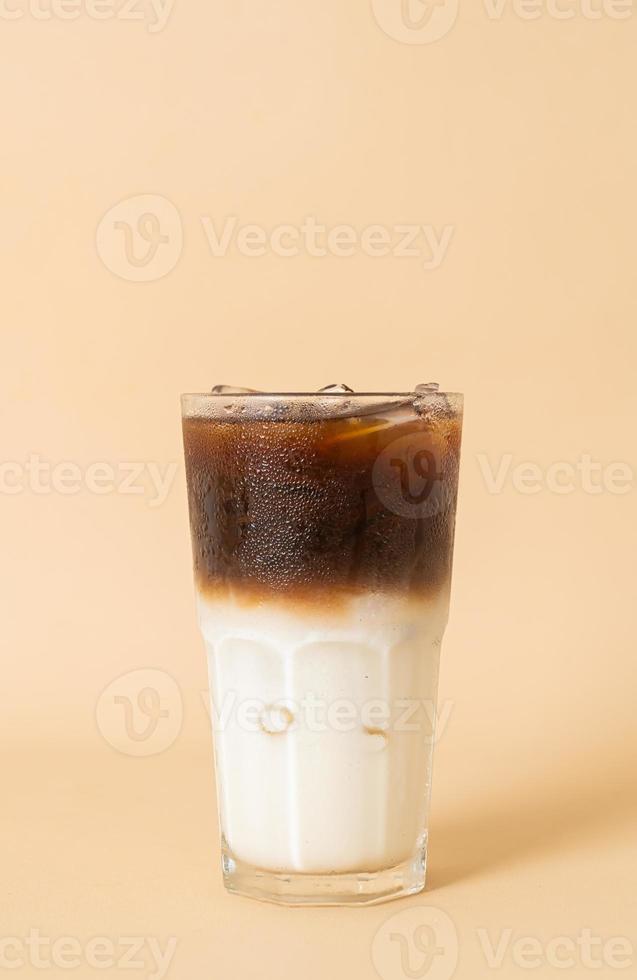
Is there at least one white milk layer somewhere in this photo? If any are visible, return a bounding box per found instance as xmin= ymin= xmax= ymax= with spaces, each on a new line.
xmin=198 ymin=590 xmax=449 ymax=874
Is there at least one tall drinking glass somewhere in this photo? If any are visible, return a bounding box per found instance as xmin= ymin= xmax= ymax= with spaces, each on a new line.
xmin=181 ymin=388 xmax=463 ymax=906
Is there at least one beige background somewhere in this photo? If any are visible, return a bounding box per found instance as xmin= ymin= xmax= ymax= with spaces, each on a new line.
xmin=1 ymin=1 xmax=636 ymax=978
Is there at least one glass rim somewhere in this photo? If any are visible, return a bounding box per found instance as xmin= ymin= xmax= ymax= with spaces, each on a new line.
xmin=181 ymin=391 xmax=463 ymax=399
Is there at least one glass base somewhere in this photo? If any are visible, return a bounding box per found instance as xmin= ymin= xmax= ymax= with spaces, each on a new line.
xmin=221 ymin=841 xmax=428 ymax=907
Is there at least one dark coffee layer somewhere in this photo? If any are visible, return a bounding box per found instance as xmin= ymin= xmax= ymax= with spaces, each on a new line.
xmin=182 ymin=399 xmax=462 ymax=602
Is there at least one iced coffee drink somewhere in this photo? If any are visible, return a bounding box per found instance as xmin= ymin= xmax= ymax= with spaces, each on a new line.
xmin=181 ymin=387 xmax=463 ymax=905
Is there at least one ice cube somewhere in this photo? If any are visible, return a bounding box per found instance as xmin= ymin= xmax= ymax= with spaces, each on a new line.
xmin=211 ymin=385 xmax=261 ymax=394
xmin=317 ymin=384 xmax=355 ymax=394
